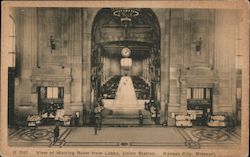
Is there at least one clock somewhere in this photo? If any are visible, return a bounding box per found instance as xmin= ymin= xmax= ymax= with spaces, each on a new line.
xmin=121 ymin=47 xmax=131 ymax=58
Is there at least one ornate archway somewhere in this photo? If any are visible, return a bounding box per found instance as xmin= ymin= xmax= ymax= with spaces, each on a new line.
xmin=91 ymin=8 xmax=161 ymax=118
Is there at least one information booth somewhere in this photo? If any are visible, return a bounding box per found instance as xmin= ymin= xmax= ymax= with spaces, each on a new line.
xmin=38 ymin=87 xmax=64 ymax=125
xmin=187 ymin=88 xmax=212 ymax=126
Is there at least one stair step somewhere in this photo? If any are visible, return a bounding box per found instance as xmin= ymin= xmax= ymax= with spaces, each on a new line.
xmin=104 ymin=115 xmax=139 ymax=119
xmin=102 ymin=119 xmax=138 ymax=123
xmin=111 ymin=109 xmax=143 ymax=115
xmin=103 ymin=115 xmax=151 ymax=120
xmin=102 ymin=119 xmax=155 ymax=125
xmin=101 ymin=109 xmax=155 ymax=126
xmin=102 ymin=121 xmax=139 ymax=126
xmin=102 ymin=116 xmax=155 ymax=125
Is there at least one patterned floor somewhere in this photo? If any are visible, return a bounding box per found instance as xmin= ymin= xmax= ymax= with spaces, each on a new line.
xmin=8 ymin=127 xmax=70 ymax=147
xmin=8 ymin=126 xmax=241 ymax=149
xmin=177 ymin=127 xmax=241 ymax=149
xmin=64 ymin=127 xmax=186 ymax=148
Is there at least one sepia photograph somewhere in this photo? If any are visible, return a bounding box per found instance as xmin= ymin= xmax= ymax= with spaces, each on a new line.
xmin=1 ymin=1 xmax=249 ymax=157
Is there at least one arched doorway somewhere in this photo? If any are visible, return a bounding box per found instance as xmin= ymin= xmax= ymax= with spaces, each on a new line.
xmin=91 ymin=8 xmax=161 ymax=124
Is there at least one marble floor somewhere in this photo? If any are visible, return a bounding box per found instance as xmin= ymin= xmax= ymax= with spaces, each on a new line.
xmin=8 ymin=126 xmax=241 ymax=149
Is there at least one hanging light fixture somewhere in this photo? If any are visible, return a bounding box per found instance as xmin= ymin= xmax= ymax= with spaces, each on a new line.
xmin=111 ymin=8 xmax=141 ymax=39
xmin=111 ymin=8 xmax=141 ymax=22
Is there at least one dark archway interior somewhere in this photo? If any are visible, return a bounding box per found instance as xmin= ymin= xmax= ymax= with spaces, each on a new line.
xmin=91 ymin=8 xmax=161 ymax=106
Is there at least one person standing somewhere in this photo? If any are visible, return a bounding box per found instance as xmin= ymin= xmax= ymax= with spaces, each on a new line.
xmin=94 ymin=99 xmax=103 ymax=130
xmin=139 ymin=110 xmax=143 ymax=127
xmin=155 ymin=101 xmax=160 ymax=125
xmin=53 ymin=125 xmax=59 ymax=143
xmin=74 ymin=112 xmax=80 ymax=127
xmin=94 ymin=125 xmax=98 ymax=135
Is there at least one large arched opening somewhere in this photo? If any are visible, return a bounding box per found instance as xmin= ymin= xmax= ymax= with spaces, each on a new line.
xmin=91 ymin=8 xmax=161 ymax=124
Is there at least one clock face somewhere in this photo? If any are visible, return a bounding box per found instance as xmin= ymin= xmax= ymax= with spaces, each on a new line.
xmin=121 ymin=47 xmax=131 ymax=57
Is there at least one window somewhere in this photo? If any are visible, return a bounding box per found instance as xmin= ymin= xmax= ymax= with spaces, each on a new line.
xmin=187 ymin=88 xmax=212 ymax=100
xmin=236 ymin=88 xmax=241 ymax=99
xmin=187 ymin=88 xmax=191 ymax=99
xmin=47 ymin=87 xmax=58 ymax=99
xmin=9 ymin=16 xmax=16 ymax=67
xmin=39 ymin=87 xmax=64 ymax=99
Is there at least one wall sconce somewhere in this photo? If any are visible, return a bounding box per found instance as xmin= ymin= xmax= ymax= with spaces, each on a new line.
xmin=192 ymin=37 xmax=202 ymax=55
xmin=49 ymin=36 xmax=56 ymax=54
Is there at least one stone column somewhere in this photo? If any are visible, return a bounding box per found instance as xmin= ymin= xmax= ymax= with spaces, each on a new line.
xmin=82 ymin=9 xmax=98 ymax=124
xmin=153 ymin=9 xmax=170 ymax=124
xmin=64 ymin=79 xmax=72 ymax=115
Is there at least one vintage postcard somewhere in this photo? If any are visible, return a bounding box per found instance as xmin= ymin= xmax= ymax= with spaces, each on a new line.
xmin=1 ymin=0 xmax=249 ymax=157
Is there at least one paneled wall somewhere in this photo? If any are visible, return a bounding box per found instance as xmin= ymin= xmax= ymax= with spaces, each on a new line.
xmin=166 ymin=9 xmax=239 ymax=125
xmin=213 ymin=10 xmax=239 ymax=114
xmin=167 ymin=9 xmax=216 ymax=117
xmin=14 ymin=8 xmax=39 ymax=122
xmin=18 ymin=8 xmax=38 ymax=69
xmin=14 ymin=8 xmax=87 ymax=122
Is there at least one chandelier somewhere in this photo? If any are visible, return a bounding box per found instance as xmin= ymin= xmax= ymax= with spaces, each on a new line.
xmin=111 ymin=8 xmax=141 ymax=22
